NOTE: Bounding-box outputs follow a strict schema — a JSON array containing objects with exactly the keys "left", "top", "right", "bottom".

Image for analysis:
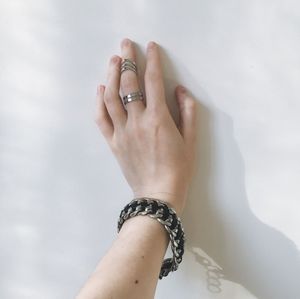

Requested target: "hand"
[{"left": 95, "top": 38, "right": 197, "bottom": 215}]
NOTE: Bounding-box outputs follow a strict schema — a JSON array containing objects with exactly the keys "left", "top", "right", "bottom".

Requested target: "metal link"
[{"left": 117, "top": 197, "right": 185, "bottom": 279}]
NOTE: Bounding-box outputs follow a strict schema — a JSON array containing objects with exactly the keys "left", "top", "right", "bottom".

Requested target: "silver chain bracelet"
[{"left": 117, "top": 197, "right": 185, "bottom": 279}]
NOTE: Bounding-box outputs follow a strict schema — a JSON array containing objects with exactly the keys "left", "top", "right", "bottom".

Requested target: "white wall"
[{"left": 0, "top": 0, "right": 299, "bottom": 298}]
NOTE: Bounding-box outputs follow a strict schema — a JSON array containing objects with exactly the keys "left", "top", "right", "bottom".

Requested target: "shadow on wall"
[{"left": 159, "top": 47, "right": 300, "bottom": 299}]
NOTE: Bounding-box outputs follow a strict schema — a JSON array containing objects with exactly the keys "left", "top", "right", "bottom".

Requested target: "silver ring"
[
  {"left": 122, "top": 91, "right": 144, "bottom": 105},
  {"left": 121, "top": 58, "right": 137, "bottom": 75}
]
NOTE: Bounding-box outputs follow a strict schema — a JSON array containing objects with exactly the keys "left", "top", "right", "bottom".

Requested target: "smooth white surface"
[{"left": 0, "top": 0, "right": 300, "bottom": 298}]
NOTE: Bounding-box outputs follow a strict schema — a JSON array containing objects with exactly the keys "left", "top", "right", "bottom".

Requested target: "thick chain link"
[{"left": 117, "top": 197, "right": 185, "bottom": 279}]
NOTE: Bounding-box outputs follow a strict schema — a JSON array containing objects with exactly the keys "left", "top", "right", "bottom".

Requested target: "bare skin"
[{"left": 76, "top": 38, "right": 197, "bottom": 299}]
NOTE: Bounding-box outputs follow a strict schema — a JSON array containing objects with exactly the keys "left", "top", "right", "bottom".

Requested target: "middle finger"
[{"left": 120, "top": 38, "right": 145, "bottom": 117}]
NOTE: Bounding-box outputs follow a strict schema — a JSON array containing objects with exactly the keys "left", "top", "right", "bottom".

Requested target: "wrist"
[{"left": 132, "top": 187, "right": 189, "bottom": 216}]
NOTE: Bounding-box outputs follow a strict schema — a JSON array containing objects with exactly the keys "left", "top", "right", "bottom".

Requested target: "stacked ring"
[
  {"left": 121, "top": 58, "right": 137, "bottom": 75},
  {"left": 122, "top": 91, "right": 144, "bottom": 105}
]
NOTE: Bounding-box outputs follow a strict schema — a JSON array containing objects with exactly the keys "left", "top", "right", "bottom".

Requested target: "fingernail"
[
  {"left": 111, "top": 55, "right": 120, "bottom": 64},
  {"left": 122, "top": 38, "right": 131, "bottom": 47},
  {"left": 147, "top": 41, "right": 156, "bottom": 50},
  {"left": 178, "top": 85, "right": 186, "bottom": 93},
  {"left": 97, "top": 85, "right": 104, "bottom": 94}
]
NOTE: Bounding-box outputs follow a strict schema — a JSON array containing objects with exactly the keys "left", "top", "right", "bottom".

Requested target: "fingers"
[
  {"left": 120, "top": 38, "right": 145, "bottom": 116},
  {"left": 104, "top": 55, "right": 127, "bottom": 128},
  {"left": 144, "top": 41, "right": 166, "bottom": 111},
  {"left": 95, "top": 85, "right": 114, "bottom": 139},
  {"left": 175, "top": 85, "right": 197, "bottom": 147}
]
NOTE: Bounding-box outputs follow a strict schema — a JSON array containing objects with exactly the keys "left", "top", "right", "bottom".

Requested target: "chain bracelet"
[{"left": 117, "top": 197, "right": 185, "bottom": 279}]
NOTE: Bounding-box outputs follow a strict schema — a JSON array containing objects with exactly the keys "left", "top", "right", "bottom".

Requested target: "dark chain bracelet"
[{"left": 117, "top": 197, "right": 185, "bottom": 279}]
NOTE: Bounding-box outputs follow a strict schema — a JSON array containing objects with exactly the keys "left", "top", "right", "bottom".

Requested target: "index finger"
[{"left": 144, "top": 42, "right": 166, "bottom": 110}]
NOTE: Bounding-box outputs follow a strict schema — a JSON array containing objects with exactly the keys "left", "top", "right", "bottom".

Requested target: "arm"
[{"left": 76, "top": 38, "right": 197, "bottom": 299}]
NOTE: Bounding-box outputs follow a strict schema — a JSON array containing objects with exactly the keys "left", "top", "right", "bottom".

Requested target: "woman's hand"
[
  {"left": 77, "top": 39, "right": 197, "bottom": 298},
  {"left": 95, "top": 38, "right": 197, "bottom": 214}
]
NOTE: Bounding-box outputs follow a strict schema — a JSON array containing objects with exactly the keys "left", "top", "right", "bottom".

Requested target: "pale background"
[{"left": 0, "top": 0, "right": 299, "bottom": 298}]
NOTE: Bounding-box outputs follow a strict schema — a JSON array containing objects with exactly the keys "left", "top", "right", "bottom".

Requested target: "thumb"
[{"left": 175, "top": 85, "right": 197, "bottom": 147}]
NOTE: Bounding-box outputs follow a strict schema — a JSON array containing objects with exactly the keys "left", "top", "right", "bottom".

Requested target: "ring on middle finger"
[
  {"left": 121, "top": 58, "right": 137, "bottom": 75},
  {"left": 122, "top": 91, "right": 144, "bottom": 105}
]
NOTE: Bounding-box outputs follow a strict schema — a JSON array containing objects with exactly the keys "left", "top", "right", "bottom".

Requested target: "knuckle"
[
  {"left": 121, "top": 74, "right": 137, "bottom": 90},
  {"left": 145, "top": 114, "right": 164, "bottom": 134},
  {"left": 147, "top": 112, "right": 160, "bottom": 126},
  {"left": 104, "top": 90, "right": 116, "bottom": 104},
  {"left": 127, "top": 119, "right": 145, "bottom": 138},
  {"left": 128, "top": 119, "right": 141, "bottom": 133}
]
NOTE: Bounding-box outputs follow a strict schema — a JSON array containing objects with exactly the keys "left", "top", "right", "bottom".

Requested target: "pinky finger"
[{"left": 95, "top": 85, "right": 114, "bottom": 140}]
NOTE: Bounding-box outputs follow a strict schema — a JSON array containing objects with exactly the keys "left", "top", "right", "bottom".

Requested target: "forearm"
[{"left": 76, "top": 216, "right": 169, "bottom": 299}]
